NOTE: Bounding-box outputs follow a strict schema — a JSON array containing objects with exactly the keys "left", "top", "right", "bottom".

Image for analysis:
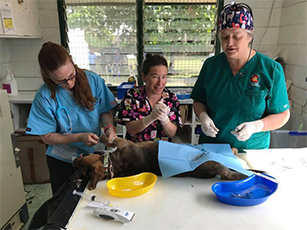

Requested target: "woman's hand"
[
  {"left": 152, "top": 100, "right": 169, "bottom": 120},
  {"left": 143, "top": 100, "right": 169, "bottom": 127},
  {"left": 199, "top": 111, "right": 219, "bottom": 138},
  {"left": 231, "top": 120, "right": 264, "bottom": 141},
  {"left": 81, "top": 133, "right": 100, "bottom": 146},
  {"left": 105, "top": 126, "right": 117, "bottom": 143}
]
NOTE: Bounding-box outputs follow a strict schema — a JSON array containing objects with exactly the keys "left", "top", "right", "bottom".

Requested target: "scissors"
[{"left": 56, "top": 94, "right": 72, "bottom": 135}]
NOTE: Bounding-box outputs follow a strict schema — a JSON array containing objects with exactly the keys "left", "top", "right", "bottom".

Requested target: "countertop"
[
  {"left": 8, "top": 91, "right": 193, "bottom": 104},
  {"left": 8, "top": 91, "right": 36, "bottom": 104},
  {"left": 66, "top": 147, "right": 307, "bottom": 230}
]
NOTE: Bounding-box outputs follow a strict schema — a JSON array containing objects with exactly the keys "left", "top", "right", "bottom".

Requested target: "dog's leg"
[
  {"left": 216, "top": 163, "right": 247, "bottom": 180},
  {"left": 185, "top": 161, "right": 247, "bottom": 180}
]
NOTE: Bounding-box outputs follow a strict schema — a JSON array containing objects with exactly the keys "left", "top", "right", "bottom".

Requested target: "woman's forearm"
[
  {"left": 193, "top": 101, "right": 207, "bottom": 118},
  {"left": 261, "top": 109, "right": 290, "bottom": 132},
  {"left": 126, "top": 118, "right": 177, "bottom": 138},
  {"left": 161, "top": 121, "right": 177, "bottom": 138},
  {"left": 126, "top": 119, "right": 147, "bottom": 135},
  {"left": 100, "top": 111, "right": 114, "bottom": 127},
  {"left": 41, "top": 132, "right": 83, "bottom": 145}
]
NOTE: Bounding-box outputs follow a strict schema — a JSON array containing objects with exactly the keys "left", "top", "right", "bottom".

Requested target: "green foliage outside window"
[{"left": 66, "top": 3, "right": 216, "bottom": 85}]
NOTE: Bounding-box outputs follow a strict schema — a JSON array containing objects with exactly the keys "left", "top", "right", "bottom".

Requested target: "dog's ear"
[
  {"left": 88, "top": 173, "right": 99, "bottom": 190},
  {"left": 74, "top": 154, "right": 105, "bottom": 190},
  {"left": 73, "top": 154, "right": 101, "bottom": 167},
  {"left": 88, "top": 161, "right": 105, "bottom": 190}
]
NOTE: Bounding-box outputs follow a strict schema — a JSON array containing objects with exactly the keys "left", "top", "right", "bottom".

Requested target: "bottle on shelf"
[
  {"left": 127, "top": 65, "right": 137, "bottom": 86},
  {"left": 2, "top": 64, "right": 18, "bottom": 96}
]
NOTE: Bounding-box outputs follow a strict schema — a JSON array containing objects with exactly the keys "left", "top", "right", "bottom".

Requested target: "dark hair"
[
  {"left": 38, "top": 42, "right": 96, "bottom": 110},
  {"left": 142, "top": 54, "right": 168, "bottom": 76}
]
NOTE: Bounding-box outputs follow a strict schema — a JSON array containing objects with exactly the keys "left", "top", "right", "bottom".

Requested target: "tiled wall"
[
  {"left": 0, "top": 0, "right": 60, "bottom": 91},
  {"left": 278, "top": 0, "right": 307, "bottom": 129}
]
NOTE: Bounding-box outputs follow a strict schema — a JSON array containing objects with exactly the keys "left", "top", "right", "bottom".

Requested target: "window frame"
[{"left": 60, "top": 0, "right": 222, "bottom": 88}]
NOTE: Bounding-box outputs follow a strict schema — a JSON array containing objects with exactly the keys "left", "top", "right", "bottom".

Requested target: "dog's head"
[
  {"left": 73, "top": 153, "right": 105, "bottom": 190},
  {"left": 73, "top": 135, "right": 137, "bottom": 190},
  {"left": 100, "top": 135, "right": 141, "bottom": 176}
]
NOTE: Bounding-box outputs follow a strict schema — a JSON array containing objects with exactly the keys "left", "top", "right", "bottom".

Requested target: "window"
[
  {"left": 144, "top": 2, "right": 216, "bottom": 86},
  {"left": 66, "top": 0, "right": 137, "bottom": 86},
  {"left": 65, "top": 0, "right": 216, "bottom": 87}
]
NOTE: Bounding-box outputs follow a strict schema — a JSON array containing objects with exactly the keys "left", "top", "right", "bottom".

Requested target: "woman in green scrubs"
[{"left": 191, "top": 3, "right": 290, "bottom": 152}]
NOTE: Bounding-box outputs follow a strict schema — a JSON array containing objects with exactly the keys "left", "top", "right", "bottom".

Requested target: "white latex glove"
[
  {"left": 199, "top": 111, "right": 219, "bottom": 138},
  {"left": 142, "top": 113, "right": 156, "bottom": 127},
  {"left": 160, "top": 113, "right": 170, "bottom": 125},
  {"left": 231, "top": 120, "right": 264, "bottom": 141},
  {"left": 156, "top": 100, "right": 170, "bottom": 125},
  {"left": 143, "top": 100, "right": 169, "bottom": 127},
  {"left": 153, "top": 100, "right": 169, "bottom": 120}
]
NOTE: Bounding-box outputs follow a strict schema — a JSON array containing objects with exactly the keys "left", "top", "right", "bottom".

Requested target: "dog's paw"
[
  {"left": 100, "top": 134, "right": 108, "bottom": 144},
  {"left": 100, "top": 134, "right": 117, "bottom": 148},
  {"left": 231, "top": 148, "right": 238, "bottom": 155}
]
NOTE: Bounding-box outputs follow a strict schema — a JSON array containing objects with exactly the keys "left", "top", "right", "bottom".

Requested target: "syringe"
[{"left": 73, "top": 190, "right": 112, "bottom": 206}]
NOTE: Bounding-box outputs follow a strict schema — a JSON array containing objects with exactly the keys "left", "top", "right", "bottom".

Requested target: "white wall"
[
  {"left": 277, "top": 0, "right": 307, "bottom": 130},
  {"left": 0, "top": 0, "right": 61, "bottom": 91}
]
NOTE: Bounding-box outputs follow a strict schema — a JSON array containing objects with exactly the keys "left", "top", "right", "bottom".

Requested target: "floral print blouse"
[{"left": 114, "top": 87, "right": 183, "bottom": 142}]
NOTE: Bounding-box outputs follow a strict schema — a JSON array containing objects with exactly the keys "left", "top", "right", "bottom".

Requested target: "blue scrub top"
[{"left": 26, "top": 70, "right": 118, "bottom": 163}]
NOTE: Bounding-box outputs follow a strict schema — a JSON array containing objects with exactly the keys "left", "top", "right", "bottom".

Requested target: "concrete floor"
[{"left": 21, "top": 183, "right": 52, "bottom": 230}]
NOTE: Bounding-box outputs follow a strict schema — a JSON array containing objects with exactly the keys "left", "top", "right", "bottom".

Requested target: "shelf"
[
  {"left": 15, "top": 128, "right": 26, "bottom": 134},
  {"left": 8, "top": 91, "right": 36, "bottom": 104},
  {"left": 174, "top": 126, "right": 191, "bottom": 144},
  {"left": 0, "top": 35, "right": 42, "bottom": 39},
  {"left": 183, "top": 117, "right": 192, "bottom": 126}
]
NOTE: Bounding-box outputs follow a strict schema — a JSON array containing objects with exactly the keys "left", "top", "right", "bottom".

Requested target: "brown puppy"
[
  {"left": 74, "top": 135, "right": 246, "bottom": 190},
  {"left": 73, "top": 153, "right": 105, "bottom": 190}
]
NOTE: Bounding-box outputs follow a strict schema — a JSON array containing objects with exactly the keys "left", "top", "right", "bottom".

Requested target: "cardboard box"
[
  {"left": 179, "top": 105, "right": 189, "bottom": 124},
  {"left": 16, "top": 135, "right": 50, "bottom": 184}
]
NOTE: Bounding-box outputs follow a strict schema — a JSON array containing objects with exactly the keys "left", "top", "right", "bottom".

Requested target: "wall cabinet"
[
  {"left": 9, "top": 92, "right": 49, "bottom": 184},
  {"left": 0, "top": 90, "right": 28, "bottom": 229}
]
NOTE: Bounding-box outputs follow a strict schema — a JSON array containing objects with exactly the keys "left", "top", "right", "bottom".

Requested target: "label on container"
[{"left": 2, "top": 84, "right": 12, "bottom": 93}]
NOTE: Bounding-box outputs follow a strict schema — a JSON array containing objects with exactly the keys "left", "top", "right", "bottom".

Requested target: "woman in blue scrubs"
[
  {"left": 26, "top": 42, "right": 118, "bottom": 193},
  {"left": 191, "top": 3, "right": 290, "bottom": 152}
]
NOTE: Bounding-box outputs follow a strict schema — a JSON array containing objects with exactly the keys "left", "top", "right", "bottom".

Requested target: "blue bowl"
[
  {"left": 212, "top": 174, "right": 278, "bottom": 206},
  {"left": 176, "top": 94, "right": 190, "bottom": 100}
]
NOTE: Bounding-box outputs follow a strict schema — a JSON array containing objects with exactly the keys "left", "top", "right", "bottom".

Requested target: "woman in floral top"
[{"left": 115, "top": 54, "right": 182, "bottom": 142}]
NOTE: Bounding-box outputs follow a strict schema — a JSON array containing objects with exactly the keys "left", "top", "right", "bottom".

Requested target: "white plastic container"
[{"left": 2, "top": 64, "right": 18, "bottom": 96}]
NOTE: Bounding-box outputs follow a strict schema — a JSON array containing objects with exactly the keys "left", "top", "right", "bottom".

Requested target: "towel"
[{"left": 158, "top": 141, "right": 253, "bottom": 178}]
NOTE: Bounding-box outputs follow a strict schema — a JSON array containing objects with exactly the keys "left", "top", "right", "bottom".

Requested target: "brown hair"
[
  {"left": 38, "top": 42, "right": 96, "bottom": 110},
  {"left": 142, "top": 53, "right": 168, "bottom": 76}
]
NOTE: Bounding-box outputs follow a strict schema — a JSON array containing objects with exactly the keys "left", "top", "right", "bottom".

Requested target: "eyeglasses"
[{"left": 49, "top": 64, "right": 78, "bottom": 87}]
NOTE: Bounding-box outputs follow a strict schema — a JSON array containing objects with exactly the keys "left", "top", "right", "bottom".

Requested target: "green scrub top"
[{"left": 191, "top": 51, "right": 289, "bottom": 152}]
